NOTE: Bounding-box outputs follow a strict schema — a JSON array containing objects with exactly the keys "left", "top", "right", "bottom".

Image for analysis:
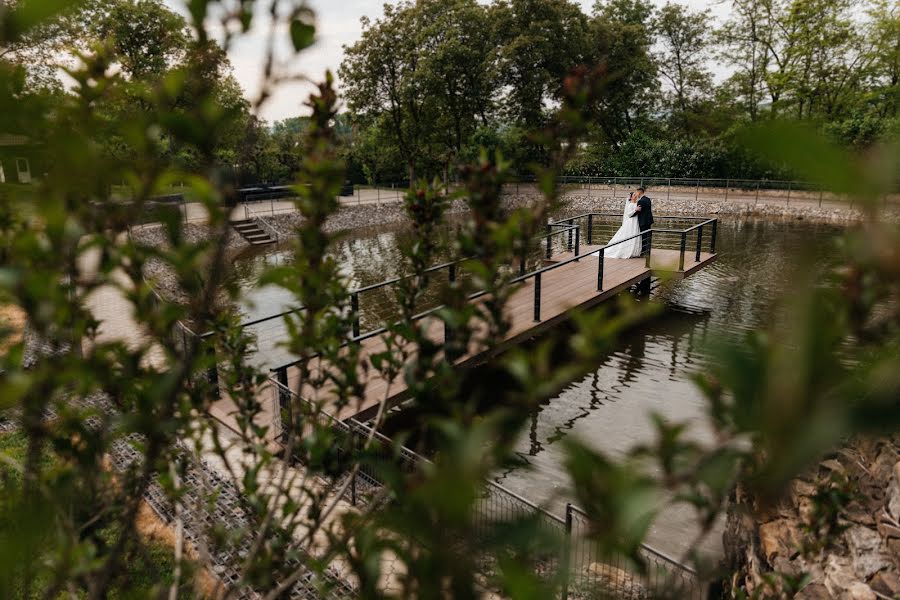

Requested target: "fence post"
[
  {"left": 645, "top": 231, "right": 653, "bottom": 268},
  {"left": 546, "top": 231, "right": 552, "bottom": 259},
  {"left": 710, "top": 219, "right": 718, "bottom": 253},
  {"left": 574, "top": 227, "right": 580, "bottom": 260},
  {"left": 533, "top": 273, "right": 542, "bottom": 322},
  {"left": 350, "top": 292, "right": 360, "bottom": 339},
  {"left": 561, "top": 503, "right": 573, "bottom": 600},
  {"left": 679, "top": 231, "right": 686, "bottom": 271},
  {"left": 587, "top": 214, "right": 593, "bottom": 245},
  {"left": 567, "top": 221, "right": 573, "bottom": 252},
  {"left": 449, "top": 263, "right": 457, "bottom": 283},
  {"left": 597, "top": 247, "right": 605, "bottom": 291},
  {"left": 695, "top": 225, "right": 703, "bottom": 262}
]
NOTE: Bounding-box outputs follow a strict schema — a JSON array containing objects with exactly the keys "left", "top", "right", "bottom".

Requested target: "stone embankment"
[
  {"left": 725, "top": 437, "right": 900, "bottom": 599},
  {"left": 559, "top": 194, "right": 898, "bottom": 224}
]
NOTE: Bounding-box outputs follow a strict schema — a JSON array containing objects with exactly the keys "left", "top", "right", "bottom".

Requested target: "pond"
[{"left": 230, "top": 216, "right": 844, "bottom": 560}]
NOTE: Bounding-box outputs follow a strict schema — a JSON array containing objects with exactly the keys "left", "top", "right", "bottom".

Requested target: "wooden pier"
[{"left": 208, "top": 214, "right": 718, "bottom": 440}]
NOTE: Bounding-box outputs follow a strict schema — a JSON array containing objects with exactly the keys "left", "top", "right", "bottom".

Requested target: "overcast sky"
[{"left": 166, "top": 0, "right": 727, "bottom": 122}]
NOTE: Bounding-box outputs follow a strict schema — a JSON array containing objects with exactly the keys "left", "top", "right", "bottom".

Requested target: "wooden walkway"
[{"left": 209, "top": 245, "right": 716, "bottom": 438}]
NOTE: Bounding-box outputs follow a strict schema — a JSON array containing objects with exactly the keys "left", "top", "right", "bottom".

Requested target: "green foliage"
[{"left": 0, "top": 2, "right": 898, "bottom": 600}]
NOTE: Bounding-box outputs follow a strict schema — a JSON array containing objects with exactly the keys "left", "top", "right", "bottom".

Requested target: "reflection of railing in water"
[{"left": 270, "top": 378, "right": 704, "bottom": 600}]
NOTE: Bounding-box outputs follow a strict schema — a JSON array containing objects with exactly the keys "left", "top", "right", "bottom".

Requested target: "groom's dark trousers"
[{"left": 630, "top": 195, "right": 655, "bottom": 255}]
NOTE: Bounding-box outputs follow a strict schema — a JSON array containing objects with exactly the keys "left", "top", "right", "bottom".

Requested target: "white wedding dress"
[{"left": 604, "top": 200, "right": 642, "bottom": 259}]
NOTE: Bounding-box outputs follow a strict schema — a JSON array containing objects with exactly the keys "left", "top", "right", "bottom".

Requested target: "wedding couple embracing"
[{"left": 604, "top": 187, "right": 654, "bottom": 259}]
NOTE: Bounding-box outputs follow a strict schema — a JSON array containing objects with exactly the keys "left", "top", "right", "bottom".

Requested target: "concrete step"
[{"left": 230, "top": 219, "right": 276, "bottom": 245}]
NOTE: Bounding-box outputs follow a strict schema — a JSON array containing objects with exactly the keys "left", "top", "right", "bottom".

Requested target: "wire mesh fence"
[{"left": 270, "top": 380, "right": 705, "bottom": 600}]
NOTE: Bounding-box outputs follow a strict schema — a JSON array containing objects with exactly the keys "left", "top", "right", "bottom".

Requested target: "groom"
[{"left": 630, "top": 187, "right": 654, "bottom": 255}]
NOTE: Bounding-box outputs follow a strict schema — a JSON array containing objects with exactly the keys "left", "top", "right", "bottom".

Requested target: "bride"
[{"left": 604, "top": 192, "right": 642, "bottom": 259}]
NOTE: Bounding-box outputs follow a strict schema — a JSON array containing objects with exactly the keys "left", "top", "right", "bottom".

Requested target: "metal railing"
[
  {"left": 270, "top": 378, "right": 705, "bottom": 599},
  {"left": 253, "top": 216, "right": 281, "bottom": 244}
]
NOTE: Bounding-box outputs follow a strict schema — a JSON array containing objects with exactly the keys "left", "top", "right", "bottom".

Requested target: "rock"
[
  {"left": 845, "top": 582, "right": 877, "bottom": 600},
  {"left": 872, "top": 449, "right": 900, "bottom": 482},
  {"left": 846, "top": 526, "right": 893, "bottom": 579},
  {"left": 796, "top": 582, "right": 833, "bottom": 599},
  {"left": 876, "top": 520, "right": 900, "bottom": 540},
  {"left": 825, "top": 556, "right": 862, "bottom": 597},
  {"left": 889, "top": 462, "right": 900, "bottom": 521},
  {"left": 869, "top": 571, "right": 900, "bottom": 598},
  {"left": 821, "top": 459, "right": 847, "bottom": 478},
  {"left": 760, "top": 519, "right": 802, "bottom": 561}
]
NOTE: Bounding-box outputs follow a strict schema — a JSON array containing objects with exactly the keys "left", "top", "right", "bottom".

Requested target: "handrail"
[
  {"left": 232, "top": 224, "right": 581, "bottom": 332},
  {"left": 267, "top": 215, "right": 718, "bottom": 372},
  {"left": 254, "top": 216, "right": 280, "bottom": 244}
]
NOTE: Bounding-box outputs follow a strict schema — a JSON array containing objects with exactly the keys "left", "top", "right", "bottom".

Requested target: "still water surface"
[{"left": 231, "top": 218, "right": 843, "bottom": 559}]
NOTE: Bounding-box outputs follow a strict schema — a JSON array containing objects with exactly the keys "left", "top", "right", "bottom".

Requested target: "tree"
[
  {"left": 341, "top": 0, "right": 497, "bottom": 183},
  {"left": 866, "top": 0, "right": 900, "bottom": 119},
  {"left": 717, "top": 0, "right": 772, "bottom": 122},
  {"left": 588, "top": 0, "right": 659, "bottom": 145},
  {"left": 97, "top": 0, "right": 188, "bottom": 80},
  {"left": 493, "top": 0, "right": 591, "bottom": 131},
  {"left": 654, "top": 2, "right": 714, "bottom": 131}
]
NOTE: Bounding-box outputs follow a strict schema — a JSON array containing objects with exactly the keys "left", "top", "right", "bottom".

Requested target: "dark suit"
[{"left": 630, "top": 195, "right": 654, "bottom": 255}]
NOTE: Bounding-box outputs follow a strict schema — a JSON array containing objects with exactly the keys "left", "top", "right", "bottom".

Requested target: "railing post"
[
  {"left": 574, "top": 227, "right": 580, "bottom": 260},
  {"left": 350, "top": 292, "right": 360, "bottom": 338},
  {"left": 567, "top": 220, "right": 573, "bottom": 252},
  {"left": 350, "top": 434, "right": 358, "bottom": 506},
  {"left": 667, "top": 178, "right": 671, "bottom": 201},
  {"left": 597, "top": 248, "right": 605, "bottom": 291},
  {"left": 206, "top": 342, "right": 220, "bottom": 399},
  {"left": 519, "top": 254, "right": 526, "bottom": 276},
  {"left": 679, "top": 231, "right": 686, "bottom": 271},
  {"left": 546, "top": 231, "right": 552, "bottom": 259},
  {"left": 587, "top": 214, "right": 593, "bottom": 245},
  {"left": 645, "top": 231, "right": 653, "bottom": 268},
  {"left": 561, "top": 503, "right": 573, "bottom": 600},
  {"left": 276, "top": 366, "right": 290, "bottom": 440},
  {"left": 695, "top": 225, "right": 703, "bottom": 262},
  {"left": 695, "top": 179, "right": 700, "bottom": 202},
  {"left": 533, "top": 273, "right": 542, "bottom": 322},
  {"left": 449, "top": 263, "right": 457, "bottom": 284},
  {"left": 710, "top": 219, "right": 718, "bottom": 253}
]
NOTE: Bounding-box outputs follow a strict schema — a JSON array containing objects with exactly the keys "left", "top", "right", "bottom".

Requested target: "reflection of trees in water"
[{"left": 526, "top": 306, "right": 710, "bottom": 460}]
